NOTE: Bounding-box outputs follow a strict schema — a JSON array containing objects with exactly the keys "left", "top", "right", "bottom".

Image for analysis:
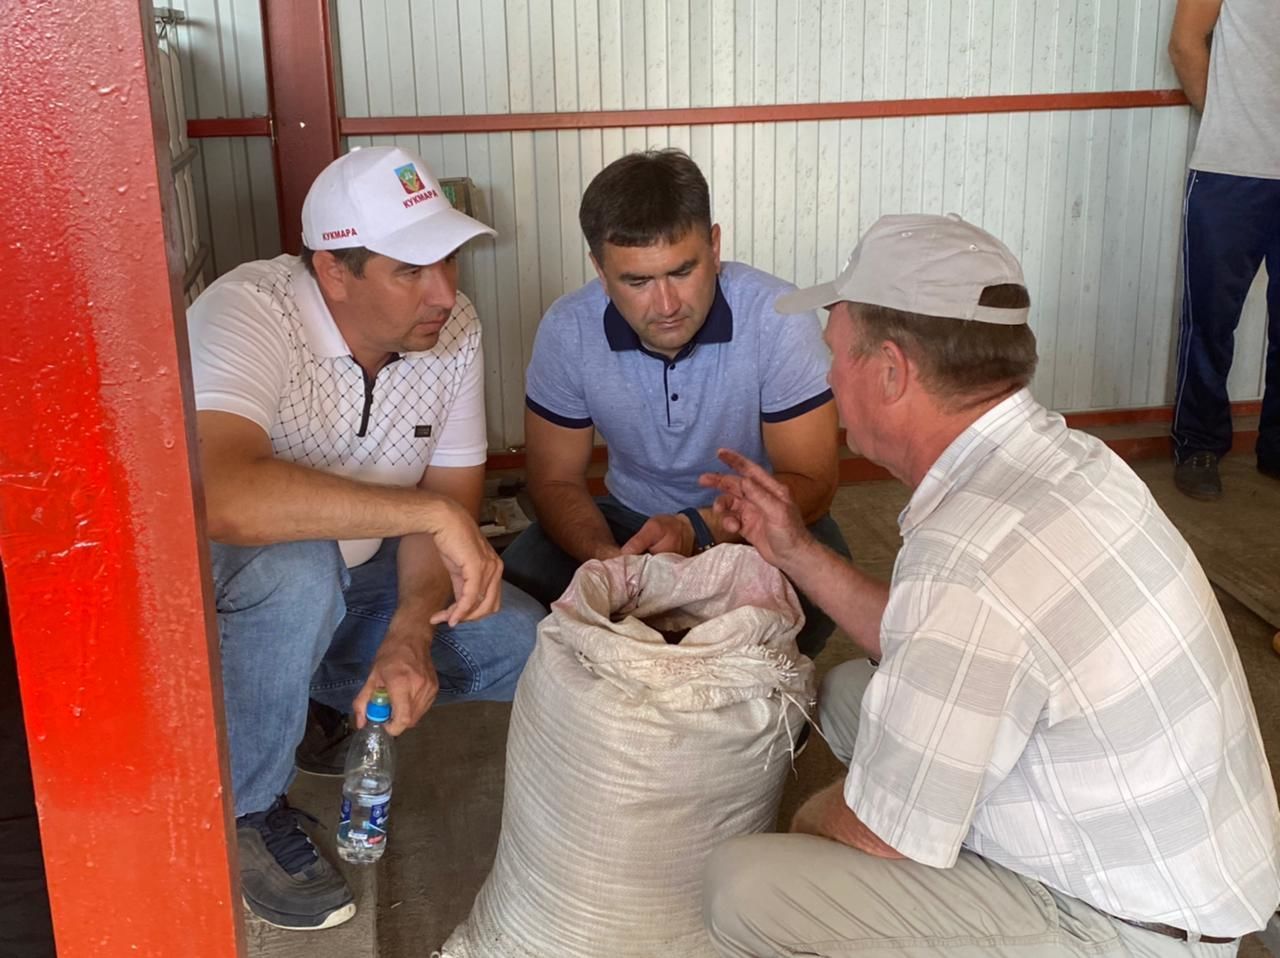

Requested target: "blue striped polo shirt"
[{"left": 525, "top": 261, "right": 833, "bottom": 516}]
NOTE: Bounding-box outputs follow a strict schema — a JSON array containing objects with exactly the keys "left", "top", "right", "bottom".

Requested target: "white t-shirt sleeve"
[
  {"left": 186, "top": 281, "right": 290, "bottom": 434},
  {"left": 428, "top": 310, "right": 488, "bottom": 469}
]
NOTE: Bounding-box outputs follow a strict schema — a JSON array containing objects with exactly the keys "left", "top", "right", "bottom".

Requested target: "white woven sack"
[{"left": 442, "top": 544, "right": 816, "bottom": 958}]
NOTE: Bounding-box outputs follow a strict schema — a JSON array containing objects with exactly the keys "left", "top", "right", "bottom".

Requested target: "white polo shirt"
[{"left": 187, "top": 254, "right": 487, "bottom": 567}]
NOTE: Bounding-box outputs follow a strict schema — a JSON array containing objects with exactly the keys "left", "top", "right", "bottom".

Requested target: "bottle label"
[
  {"left": 339, "top": 794, "right": 390, "bottom": 847},
  {"left": 369, "top": 798, "right": 389, "bottom": 832}
]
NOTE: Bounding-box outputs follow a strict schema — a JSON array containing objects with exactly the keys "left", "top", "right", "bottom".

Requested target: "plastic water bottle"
[{"left": 336, "top": 688, "right": 395, "bottom": 863}]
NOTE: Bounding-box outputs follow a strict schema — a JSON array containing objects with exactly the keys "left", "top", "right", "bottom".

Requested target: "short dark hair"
[
  {"left": 849, "top": 284, "right": 1038, "bottom": 409},
  {"left": 300, "top": 244, "right": 374, "bottom": 279},
  {"left": 579, "top": 149, "right": 712, "bottom": 262}
]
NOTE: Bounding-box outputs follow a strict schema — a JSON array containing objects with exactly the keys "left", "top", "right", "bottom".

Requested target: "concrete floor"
[{"left": 258, "top": 455, "right": 1280, "bottom": 958}]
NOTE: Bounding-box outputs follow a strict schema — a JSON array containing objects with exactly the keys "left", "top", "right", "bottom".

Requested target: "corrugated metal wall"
[
  {"left": 165, "top": 0, "right": 282, "bottom": 278},
  {"left": 178, "top": 0, "right": 1271, "bottom": 450}
]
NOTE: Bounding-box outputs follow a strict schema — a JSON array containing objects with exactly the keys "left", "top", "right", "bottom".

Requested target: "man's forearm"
[
  {"left": 528, "top": 479, "right": 619, "bottom": 563},
  {"left": 779, "top": 540, "right": 887, "bottom": 659},
  {"left": 390, "top": 531, "right": 454, "bottom": 637},
  {"left": 1170, "top": 39, "right": 1211, "bottom": 112},
  {"left": 204, "top": 457, "right": 457, "bottom": 545},
  {"left": 792, "top": 782, "right": 904, "bottom": 859}
]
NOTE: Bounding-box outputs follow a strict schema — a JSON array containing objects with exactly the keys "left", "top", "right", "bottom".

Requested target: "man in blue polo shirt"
[{"left": 501, "top": 149, "right": 848, "bottom": 657}]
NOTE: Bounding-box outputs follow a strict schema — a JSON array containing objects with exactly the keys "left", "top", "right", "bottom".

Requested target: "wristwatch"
[{"left": 678, "top": 507, "right": 716, "bottom": 554}]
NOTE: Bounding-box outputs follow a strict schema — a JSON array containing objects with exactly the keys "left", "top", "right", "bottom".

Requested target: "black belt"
[{"left": 1114, "top": 916, "right": 1236, "bottom": 945}]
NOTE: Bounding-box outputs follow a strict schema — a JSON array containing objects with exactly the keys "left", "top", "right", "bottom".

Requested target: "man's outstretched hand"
[
  {"left": 699, "top": 448, "right": 815, "bottom": 571},
  {"left": 619, "top": 513, "right": 696, "bottom": 557}
]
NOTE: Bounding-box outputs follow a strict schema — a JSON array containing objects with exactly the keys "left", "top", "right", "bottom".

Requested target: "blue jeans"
[
  {"left": 1172, "top": 170, "right": 1280, "bottom": 466},
  {"left": 500, "top": 496, "right": 851, "bottom": 658},
  {"left": 211, "top": 537, "right": 543, "bottom": 817}
]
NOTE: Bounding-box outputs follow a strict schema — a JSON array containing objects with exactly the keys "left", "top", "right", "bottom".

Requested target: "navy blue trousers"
[{"left": 1172, "top": 170, "right": 1280, "bottom": 467}]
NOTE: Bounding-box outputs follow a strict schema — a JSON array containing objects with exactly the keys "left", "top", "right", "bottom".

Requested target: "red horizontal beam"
[
  {"left": 187, "top": 117, "right": 272, "bottom": 138},
  {"left": 1065, "top": 399, "right": 1261, "bottom": 428},
  {"left": 485, "top": 399, "right": 1258, "bottom": 478},
  {"left": 512, "top": 432, "right": 1260, "bottom": 492},
  {"left": 1106, "top": 428, "right": 1258, "bottom": 464},
  {"left": 341, "top": 89, "right": 1188, "bottom": 137}
]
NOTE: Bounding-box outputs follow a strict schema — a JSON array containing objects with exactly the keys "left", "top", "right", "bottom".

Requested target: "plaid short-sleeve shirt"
[{"left": 846, "top": 389, "right": 1280, "bottom": 938}]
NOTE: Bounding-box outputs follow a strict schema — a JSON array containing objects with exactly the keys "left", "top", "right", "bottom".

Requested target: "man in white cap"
[
  {"left": 701, "top": 214, "right": 1280, "bottom": 954},
  {"left": 187, "top": 146, "right": 542, "bottom": 930}
]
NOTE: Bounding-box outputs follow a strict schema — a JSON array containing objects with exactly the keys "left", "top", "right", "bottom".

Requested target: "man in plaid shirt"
[{"left": 701, "top": 214, "right": 1280, "bottom": 955}]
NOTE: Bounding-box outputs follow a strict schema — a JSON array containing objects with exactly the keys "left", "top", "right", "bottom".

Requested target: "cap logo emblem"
[
  {"left": 395, "top": 163, "right": 426, "bottom": 195},
  {"left": 322, "top": 227, "right": 359, "bottom": 241}
]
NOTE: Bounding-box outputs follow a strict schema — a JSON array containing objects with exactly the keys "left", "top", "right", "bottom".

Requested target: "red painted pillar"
[
  {"left": 0, "top": 3, "right": 244, "bottom": 956},
  {"left": 262, "top": 0, "right": 341, "bottom": 253}
]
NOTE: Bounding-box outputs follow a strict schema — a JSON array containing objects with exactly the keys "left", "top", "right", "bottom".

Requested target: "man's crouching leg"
[
  {"left": 211, "top": 538, "right": 356, "bottom": 931},
  {"left": 704, "top": 833, "right": 1094, "bottom": 957},
  {"left": 498, "top": 522, "right": 584, "bottom": 610}
]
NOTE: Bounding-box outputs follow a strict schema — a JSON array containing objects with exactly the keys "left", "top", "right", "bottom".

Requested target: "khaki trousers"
[{"left": 702, "top": 660, "right": 1240, "bottom": 958}]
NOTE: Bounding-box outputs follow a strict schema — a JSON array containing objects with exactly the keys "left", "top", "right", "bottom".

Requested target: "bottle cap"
[{"left": 366, "top": 688, "right": 392, "bottom": 724}]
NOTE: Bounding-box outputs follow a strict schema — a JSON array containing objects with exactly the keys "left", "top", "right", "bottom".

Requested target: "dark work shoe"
[
  {"left": 1174, "top": 452, "right": 1223, "bottom": 501},
  {"left": 237, "top": 796, "right": 355, "bottom": 931},
  {"left": 295, "top": 700, "right": 352, "bottom": 777},
  {"left": 1258, "top": 457, "right": 1280, "bottom": 481}
]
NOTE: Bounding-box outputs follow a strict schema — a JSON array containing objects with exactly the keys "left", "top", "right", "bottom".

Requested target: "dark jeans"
[
  {"left": 1172, "top": 170, "right": 1280, "bottom": 466},
  {"left": 501, "top": 495, "right": 851, "bottom": 658},
  {"left": 0, "top": 567, "right": 58, "bottom": 957}
]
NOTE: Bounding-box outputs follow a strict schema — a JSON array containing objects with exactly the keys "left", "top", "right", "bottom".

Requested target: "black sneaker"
[
  {"left": 236, "top": 796, "right": 355, "bottom": 930},
  {"left": 1174, "top": 452, "right": 1222, "bottom": 501},
  {"left": 295, "top": 699, "right": 353, "bottom": 777},
  {"left": 1258, "top": 456, "right": 1280, "bottom": 481}
]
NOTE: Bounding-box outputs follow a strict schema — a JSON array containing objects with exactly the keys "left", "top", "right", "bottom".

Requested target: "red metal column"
[
  {"left": 262, "top": 0, "right": 341, "bottom": 254},
  {"left": 0, "top": 2, "right": 244, "bottom": 956}
]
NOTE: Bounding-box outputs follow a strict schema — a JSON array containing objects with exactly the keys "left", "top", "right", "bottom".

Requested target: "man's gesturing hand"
[
  {"left": 422, "top": 497, "right": 503, "bottom": 627},
  {"left": 699, "top": 448, "right": 815, "bottom": 571}
]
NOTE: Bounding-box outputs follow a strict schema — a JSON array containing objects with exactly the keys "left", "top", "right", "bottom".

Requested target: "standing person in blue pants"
[
  {"left": 1168, "top": 0, "right": 1280, "bottom": 500},
  {"left": 499, "top": 149, "right": 849, "bottom": 659},
  {"left": 187, "top": 146, "right": 542, "bottom": 931}
]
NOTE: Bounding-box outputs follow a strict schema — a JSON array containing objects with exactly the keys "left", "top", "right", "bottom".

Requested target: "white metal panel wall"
[
  {"left": 337, "top": 0, "right": 1269, "bottom": 450},
  {"left": 161, "top": 0, "right": 1268, "bottom": 450},
  {"left": 166, "top": 0, "right": 281, "bottom": 280},
  {"left": 337, "top": 0, "right": 1192, "bottom": 111}
]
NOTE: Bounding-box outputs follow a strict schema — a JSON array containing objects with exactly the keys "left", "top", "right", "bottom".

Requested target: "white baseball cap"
[
  {"left": 777, "top": 213, "right": 1029, "bottom": 326},
  {"left": 301, "top": 146, "right": 495, "bottom": 265}
]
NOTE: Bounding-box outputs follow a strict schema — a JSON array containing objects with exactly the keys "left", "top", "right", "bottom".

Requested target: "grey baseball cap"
[{"left": 777, "top": 213, "right": 1029, "bottom": 326}]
